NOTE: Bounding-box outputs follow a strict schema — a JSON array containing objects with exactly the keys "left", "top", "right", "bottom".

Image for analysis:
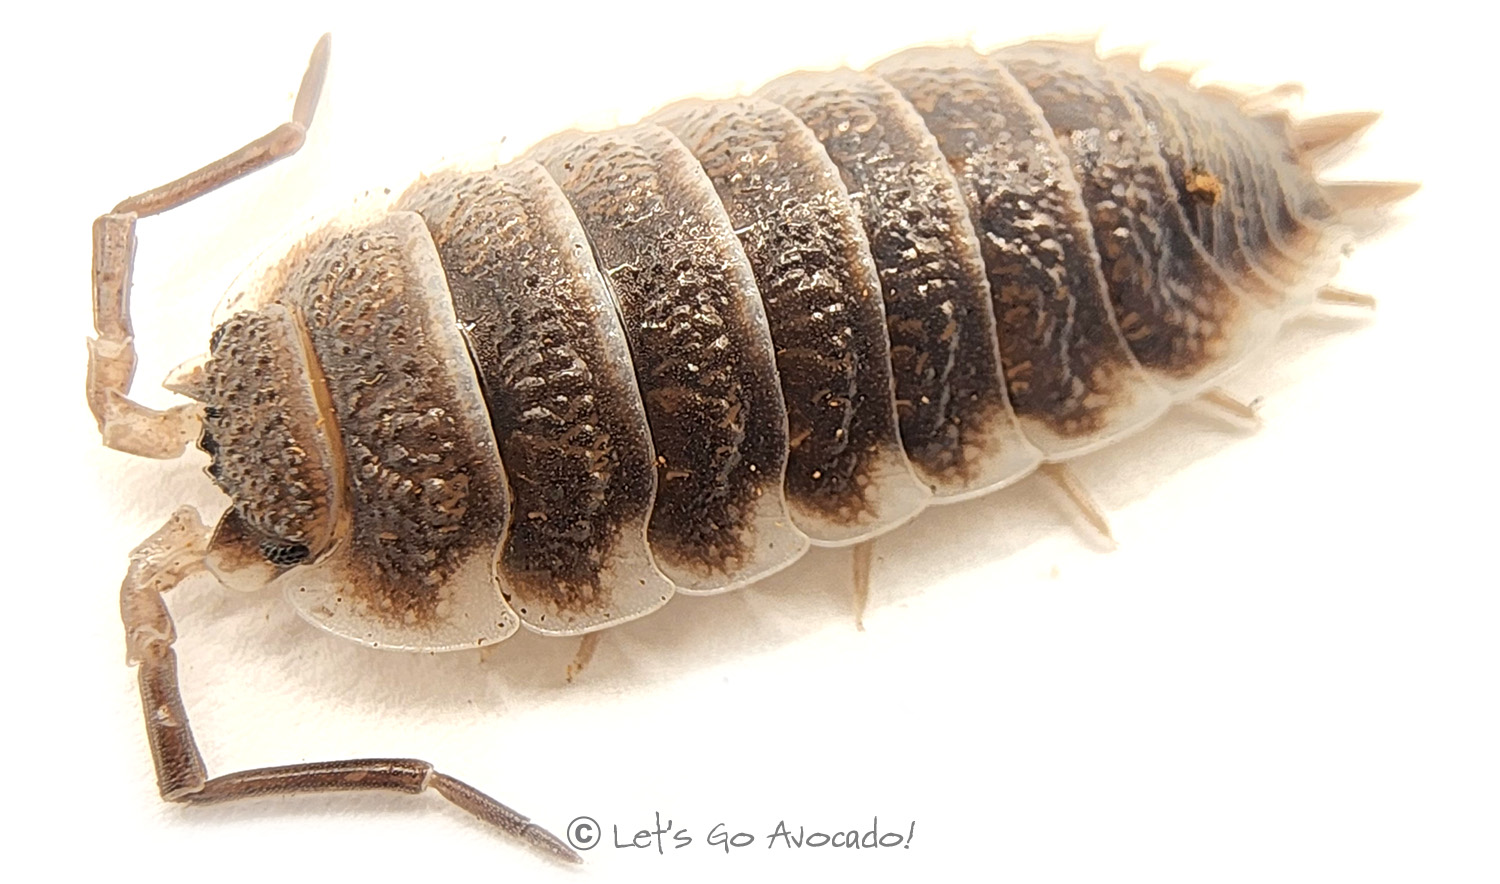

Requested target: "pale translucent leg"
[
  {"left": 1039, "top": 462, "right": 1116, "bottom": 546},
  {"left": 1190, "top": 287, "right": 1375, "bottom": 429},
  {"left": 88, "top": 35, "right": 331, "bottom": 458},
  {"left": 1197, "top": 387, "right": 1264, "bottom": 427},
  {"left": 121, "top": 507, "right": 580, "bottom": 863},
  {"left": 1316, "top": 285, "right": 1379, "bottom": 310},
  {"left": 851, "top": 541, "right": 874, "bottom": 632}
]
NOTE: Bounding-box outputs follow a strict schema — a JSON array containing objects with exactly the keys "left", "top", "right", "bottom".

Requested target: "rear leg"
[
  {"left": 1195, "top": 281, "right": 1380, "bottom": 426},
  {"left": 1195, "top": 387, "right": 1264, "bottom": 428},
  {"left": 1039, "top": 463, "right": 1117, "bottom": 547},
  {"left": 1316, "top": 285, "right": 1379, "bottom": 310},
  {"left": 848, "top": 466, "right": 1111, "bottom": 632},
  {"left": 565, "top": 632, "right": 602, "bottom": 683},
  {"left": 851, "top": 540, "right": 874, "bottom": 631},
  {"left": 88, "top": 35, "right": 330, "bottom": 458},
  {"left": 122, "top": 508, "right": 580, "bottom": 862}
]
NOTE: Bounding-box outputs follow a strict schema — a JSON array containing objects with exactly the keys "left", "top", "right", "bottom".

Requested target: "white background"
[{"left": 5, "top": 1, "right": 1495, "bottom": 881}]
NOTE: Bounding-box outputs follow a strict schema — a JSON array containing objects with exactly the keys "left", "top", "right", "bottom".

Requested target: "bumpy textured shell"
[{"left": 191, "top": 42, "right": 1353, "bottom": 650}]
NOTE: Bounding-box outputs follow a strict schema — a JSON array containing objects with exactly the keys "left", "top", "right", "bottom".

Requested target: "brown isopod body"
[{"left": 90, "top": 34, "right": 1411, "bottom": 861}]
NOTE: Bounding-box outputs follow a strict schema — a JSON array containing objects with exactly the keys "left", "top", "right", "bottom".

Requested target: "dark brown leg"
[
  {"left": 89, "top": 35, "right": 331, "bottom": 458},
  {"left": 122, "top": 509, "right": 580, "bottom": 863},
  {"left": 110, "top": 33, "right": 329, "bottom": 219}
]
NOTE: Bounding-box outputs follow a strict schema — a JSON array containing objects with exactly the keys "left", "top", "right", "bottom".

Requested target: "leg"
[
  {"left": 121, "top": 508, "right": 580, "bottom": 863},
  {"left": 851, "top": 541, "right": 873, "bottom": 632},
  {"left": 1189, "top": 285, "right": 1372, "bottom": 430},
  {"left": 1196, "top": 387, "right": 1264, "bottom": 427},
  {"left": 1038, "top": 462, "right": 1116, "bottom": 546},
  {"left": 89, "top": 35, "right": 331, "bottom": 458},
  {"left": 564, "top": 632, "right": 602, "bottom": 683},
  {"left": 1316, "top": 285, "right": 1378, "bottom": 310}
]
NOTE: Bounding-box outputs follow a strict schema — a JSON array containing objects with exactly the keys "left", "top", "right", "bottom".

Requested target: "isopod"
[{"left": 87, "top": 30, "right": 1415, "bottom": 866}]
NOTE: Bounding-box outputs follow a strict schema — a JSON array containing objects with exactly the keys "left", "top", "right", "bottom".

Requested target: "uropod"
[{"left": 91, "top": 34, "right": 1413, "bottom": 862}]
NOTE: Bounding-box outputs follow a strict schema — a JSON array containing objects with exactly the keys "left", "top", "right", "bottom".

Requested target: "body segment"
[
  {"left": 91, "top": 33, "right": 1407, "bottom": 862},
  {"left": 531, "top": 124, "right": 806, "bottom": 592},
  {"left": 653, "top": 97, "right": 929, "bottom": 542},
  {"left": 397, "top": 161, "right": 675, "bottom": 633},
  {"left": 153, "top": 41, "right": 1369, "bottom": 650},
  {"left": 871, "top": 47, "right": 1171, "bottom": 455},
  {"left": 758, "top": 68, "right": 1040, "bottom": 499}
]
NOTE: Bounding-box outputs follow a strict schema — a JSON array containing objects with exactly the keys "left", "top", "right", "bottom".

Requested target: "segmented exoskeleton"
[{"left": 91, "top": 36, "right": 1410, "bottom": 861}]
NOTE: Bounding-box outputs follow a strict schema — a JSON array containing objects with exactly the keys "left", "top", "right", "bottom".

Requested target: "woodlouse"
[{"left": 76, "top": 22, "right": 1434, "bottom": 876}]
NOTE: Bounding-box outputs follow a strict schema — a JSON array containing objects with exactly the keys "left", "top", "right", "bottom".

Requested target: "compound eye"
[{"left": 260, "top": 541, "right": 311, "bottom": 568}]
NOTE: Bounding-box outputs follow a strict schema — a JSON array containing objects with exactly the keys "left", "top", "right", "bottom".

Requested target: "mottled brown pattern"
[
  {"left": 1215, "top": 99, "right": 1336, "bottom": 262},
  {"left": 873, "top": 48, "right": 1140, "bottom": 439},
  {"left": 198, "top": 306, "right": 336, "bottom": 558},
  {"left": 1194, "top": 107, "right": 1306, "bottom": 285},
  {"left": 759, "top": 69, "right": 1018, "bottom": 491},
  {"left": 1105, "top": 60, "right": 1283, "bottom": 302},
  {"left": 1122, "top": 67, "right": 1309, "bottom": 294},
  {"left": 398, "top": 162, "right": 660, "bottom": 622},
  {"left": 653, "top": 98, "right": 915, "bottom": 530},
  {"left": 995, "top": 43, "right": 1244, "bottom": 378},
  {"left": 287, "top": 215, "right": 509, "bottom": 624},
  {"left": 531, "top": 125, "right": 790, "bottom": 579},
  {"left": 192, "top": 40, "right": 1354, "bottom": 626}
]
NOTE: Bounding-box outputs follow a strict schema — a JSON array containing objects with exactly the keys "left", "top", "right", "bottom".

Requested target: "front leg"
[
  {"left": 88, "top": 35, "right": 331, "bottom": 458},
  {"left": 120, "top": 508, "right": 580, "bottom": 863},
  {"left": 88, "top": 214, "right": 204, "bottom": 459}
]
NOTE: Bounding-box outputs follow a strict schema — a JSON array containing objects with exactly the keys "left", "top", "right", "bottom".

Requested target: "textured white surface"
[{"left": 9, "top": 1, "right": 1495, "bottom": 882}]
